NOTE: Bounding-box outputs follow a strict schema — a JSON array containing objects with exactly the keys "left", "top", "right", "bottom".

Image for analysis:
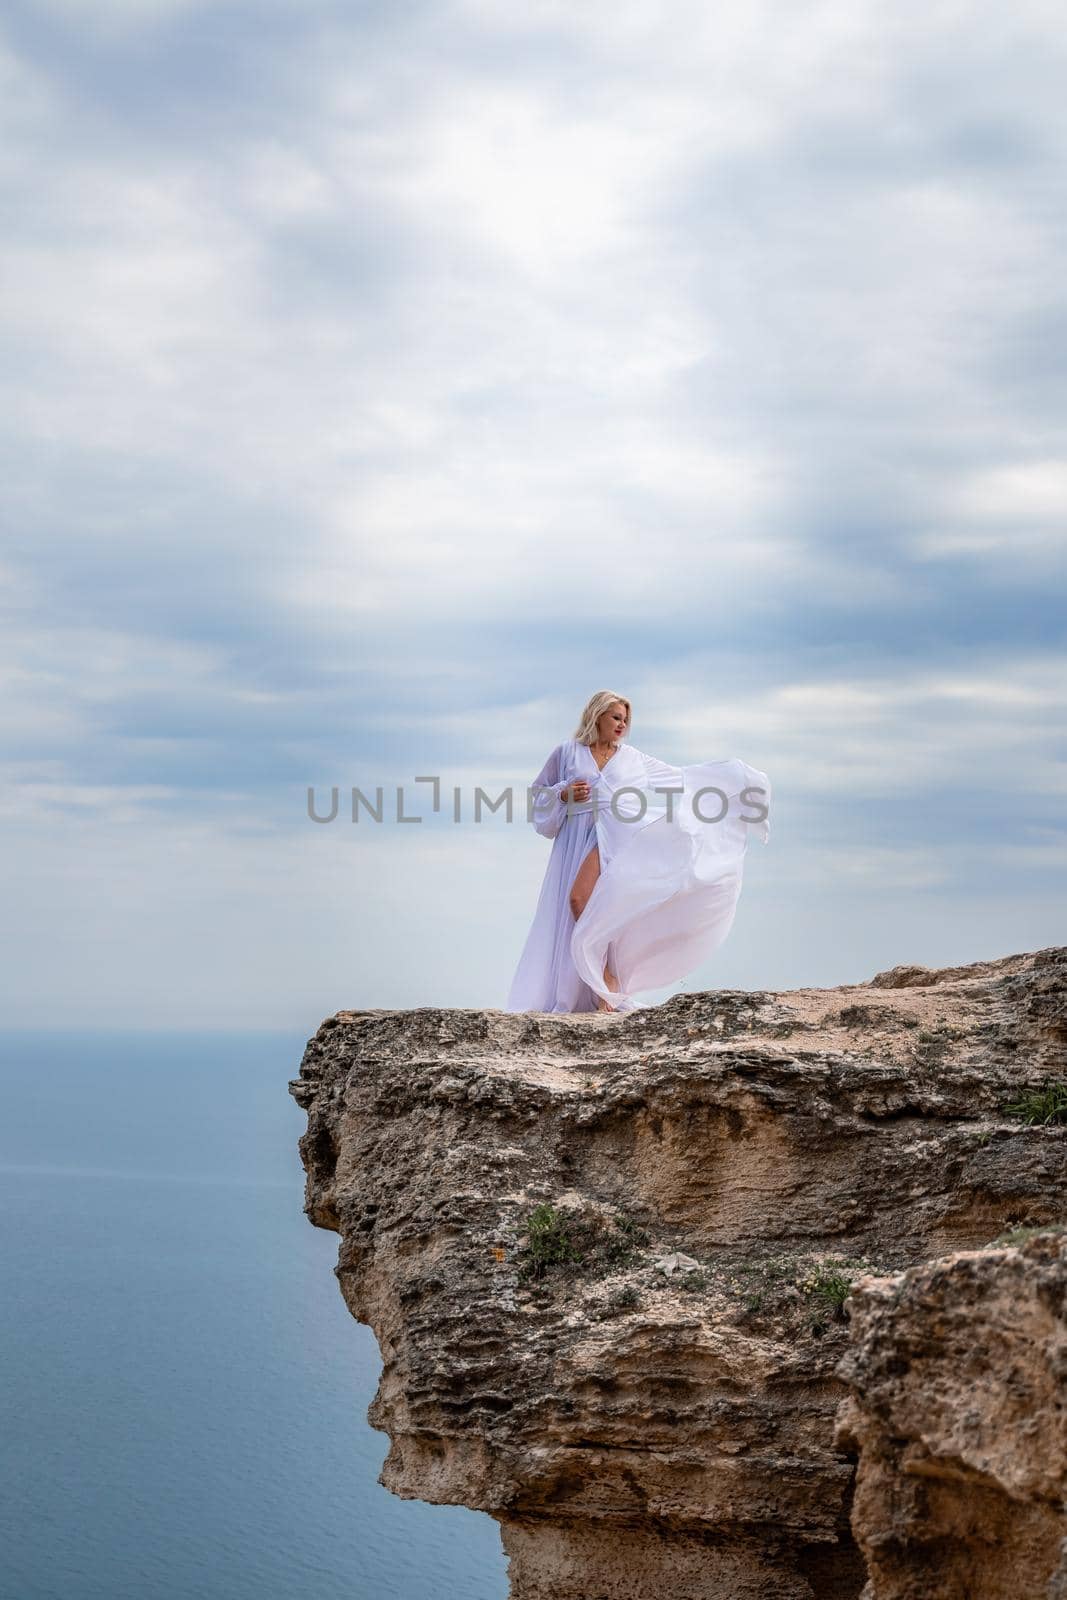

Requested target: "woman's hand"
[{"left": 562, "top": 779, "right": 592, "bottom": 804}]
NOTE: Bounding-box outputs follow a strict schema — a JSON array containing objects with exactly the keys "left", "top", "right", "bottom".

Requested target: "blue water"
[{"left": 0, "top": 1031, "right": 508, "bottom": 1600}]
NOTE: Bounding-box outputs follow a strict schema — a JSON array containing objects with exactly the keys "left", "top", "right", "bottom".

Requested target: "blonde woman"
[{"left": 505, "top": 691, "right": 771, "bottom": 1014}]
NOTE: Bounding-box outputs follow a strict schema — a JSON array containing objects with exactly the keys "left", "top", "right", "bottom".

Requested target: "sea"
[{"left": 0, "top": 1030, "right": 509, "bottom": 1600}]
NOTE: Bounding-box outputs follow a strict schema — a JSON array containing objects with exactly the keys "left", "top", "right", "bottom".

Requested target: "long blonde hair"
[{"left": 573, "top": 691, "right": 631, "bottom": 746}]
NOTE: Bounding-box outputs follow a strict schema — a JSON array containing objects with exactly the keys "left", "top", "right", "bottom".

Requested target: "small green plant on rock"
[
  {"left": 602, "top": 1213, "right": 651, "bottom": 1267},
  {"left": 732, "top": 1255, "right": 796, "bottom": 1315},
  {"left": 1003, "top": 1080, "right": 1067, "bottom": 1127},
  {"left": 989, "top": 1221, "right": 1067, "bottom": 1248},
  {"left": 516, "top": 1206, "right": 652, "bottom": 1285},
  {"left": 799, "top": 1260, "right": 855, "bottom": 1326},
  {"left": 596, "top": 1284, "right": 641, "bottom": 1318},
  {"left": 909, "top": 1027, "right": 953, "bottom": 1066},
  {"left": 517, "top": 1203, "right": 583, "bottom": 1281},
  {"left": 730, "top": 1254, "right": 878, "bottom": 1334}
]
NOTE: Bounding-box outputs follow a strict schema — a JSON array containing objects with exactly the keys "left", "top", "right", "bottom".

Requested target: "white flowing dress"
[{"left": 505, "top": 739, "right": 771, "bottom": 1014}]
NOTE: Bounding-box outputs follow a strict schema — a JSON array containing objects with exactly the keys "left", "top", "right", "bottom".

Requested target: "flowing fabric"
[{"left": 504, "top": 739, "right": 771, "bottom": 1014}]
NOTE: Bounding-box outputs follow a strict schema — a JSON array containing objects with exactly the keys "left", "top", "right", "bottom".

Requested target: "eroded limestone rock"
[
  {"left": 290, "top": 945, "right": 1067, "bottom": 1599},
  {"left": 836, "top": 1232, "right": 1067, "bottom": 1599}
]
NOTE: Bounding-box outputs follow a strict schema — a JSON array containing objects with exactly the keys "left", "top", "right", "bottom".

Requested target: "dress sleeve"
[
  {"left": 642, "top": 748, "right": 771, "bottom": 844},
  {"left": 528, "top": 743, "right": 568, "bottom": 840},
  {"left": 639, "top": 748, "right": 684, "bottom": 789}
]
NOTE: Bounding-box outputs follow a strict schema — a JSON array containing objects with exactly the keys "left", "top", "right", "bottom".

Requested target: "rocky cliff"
[
  {"left": 837, "top": 1230, "right": 1067, "bottom": 1598},
  {"left": 290, "top": 946, "right": 1067, "bottom": 1599}
]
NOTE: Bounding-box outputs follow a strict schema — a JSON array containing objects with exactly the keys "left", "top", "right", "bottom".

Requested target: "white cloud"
[
  {"left": 913, "top": 460, "right": 1067, "bottom": 561},
  {"left": 0, "top": 771, "right": 179, "bottom": 823},
  {"left": 645, "top": 653, "right": 1067, "bottom": 796}
]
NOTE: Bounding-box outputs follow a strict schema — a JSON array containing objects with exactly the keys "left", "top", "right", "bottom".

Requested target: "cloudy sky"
[{"left": 2, "top": 0, "right": 1064, "bottom": 1030}]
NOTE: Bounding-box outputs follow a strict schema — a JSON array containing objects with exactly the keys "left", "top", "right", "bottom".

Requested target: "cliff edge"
[{"left": 290, "top": 946, "right": 1067, "bottom": 1599}]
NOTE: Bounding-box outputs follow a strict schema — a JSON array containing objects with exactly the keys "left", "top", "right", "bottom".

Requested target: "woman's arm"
[{"left": 529, "top": 744, "right": 569, "bottom": 839}]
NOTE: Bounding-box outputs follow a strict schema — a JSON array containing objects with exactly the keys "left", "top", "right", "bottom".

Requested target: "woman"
[{"left": 505, "top": 691, "right": 771, "bottom": 1014}]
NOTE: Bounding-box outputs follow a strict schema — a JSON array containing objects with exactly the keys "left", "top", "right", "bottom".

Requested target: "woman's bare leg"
[{"left": 569, "top": 844, "right": 620, "bottom": 1010}]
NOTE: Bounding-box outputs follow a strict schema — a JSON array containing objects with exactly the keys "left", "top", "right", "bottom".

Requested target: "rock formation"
[
  {"left": 290, "top": 946, "right": 1067, "bottom": 1599},
  {"left": 836, "top": 1231, "right": 1067, "bottom": 1598}
]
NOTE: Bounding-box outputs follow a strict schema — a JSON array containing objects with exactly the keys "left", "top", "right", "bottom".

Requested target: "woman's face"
[{"left": 597, "top": 702, "right": 629, "bottom": 743}]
